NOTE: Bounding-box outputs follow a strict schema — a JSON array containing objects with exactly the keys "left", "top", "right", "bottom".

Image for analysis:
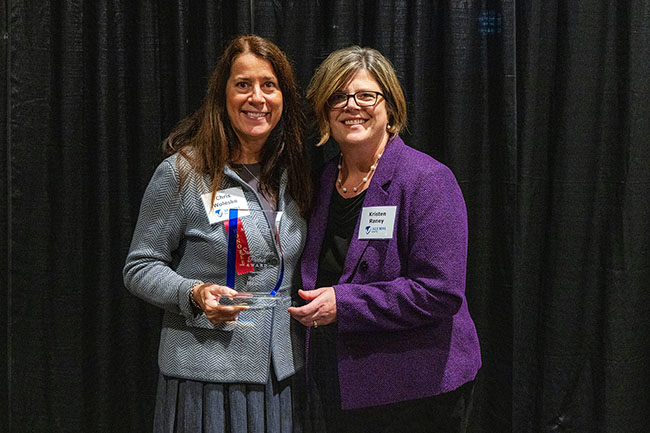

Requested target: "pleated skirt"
[{"left": 153, "top": 369, "right": 306, "bottom": 433}]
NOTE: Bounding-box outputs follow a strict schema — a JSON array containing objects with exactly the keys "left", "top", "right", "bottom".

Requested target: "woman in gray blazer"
[{"left": 124, "top": 35, "right": 312, "bottom": 433}]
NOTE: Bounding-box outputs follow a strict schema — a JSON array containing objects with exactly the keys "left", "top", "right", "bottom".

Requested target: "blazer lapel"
[
  {"left": 301, "top": 161, "right": 338, "bottom": 291},
  {"left": 339, "top": 136, "right": 403, "bottom": 283}
]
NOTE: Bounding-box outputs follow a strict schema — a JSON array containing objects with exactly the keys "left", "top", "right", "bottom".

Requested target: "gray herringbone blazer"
[{"left": 123, "top": 154, "right": 307, "bottom": 384}]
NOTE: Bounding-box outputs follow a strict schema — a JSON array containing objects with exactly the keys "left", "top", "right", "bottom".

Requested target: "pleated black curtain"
[
  {"left": 515, "top": 2, "right": 650, "bottom": 432},
  {"left": 2, "top": 1, "right": 648, "bottom": 432}
]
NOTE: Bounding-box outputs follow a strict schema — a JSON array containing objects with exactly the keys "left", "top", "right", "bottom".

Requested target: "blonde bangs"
[{"left": 307, "top": 45, "right": 408, "bottom": 144}]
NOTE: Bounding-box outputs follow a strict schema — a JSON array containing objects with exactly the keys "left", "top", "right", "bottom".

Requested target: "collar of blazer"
[
  {"left": 223, "top": 164, "right": 289, "bottom": 211},
  {"left": 303, "top": 135, "right": 403, "bottom": 288}
]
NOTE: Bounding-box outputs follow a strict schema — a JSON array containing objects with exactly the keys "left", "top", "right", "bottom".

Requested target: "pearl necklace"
[{"left": 337, "top": 152, "right": 382, "bottom": 193}]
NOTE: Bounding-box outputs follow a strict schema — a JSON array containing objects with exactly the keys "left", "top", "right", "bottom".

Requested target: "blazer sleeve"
[
  {"left": 123, "top": 159, "right": 200, "bottom": 319},
  {"left": 334, "top": 163, "right": 468, "bottom": 334}
]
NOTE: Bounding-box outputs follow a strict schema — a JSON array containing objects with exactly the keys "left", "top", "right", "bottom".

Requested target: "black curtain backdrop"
[{"left": 2, "top": 1, "right": 649, "bottom": 432}]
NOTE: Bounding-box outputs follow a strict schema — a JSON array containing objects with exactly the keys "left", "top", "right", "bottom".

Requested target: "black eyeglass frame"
[{"left": 326, "top": 91, "right": 385, "bottom": 109}]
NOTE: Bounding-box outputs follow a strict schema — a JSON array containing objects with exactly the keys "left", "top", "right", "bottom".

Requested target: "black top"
[
  {"left": 310, "top": 188, "right": 366, "bottom": 426},
  {"left": 315, "top": 189, "right": 367, "bottom": 288}
]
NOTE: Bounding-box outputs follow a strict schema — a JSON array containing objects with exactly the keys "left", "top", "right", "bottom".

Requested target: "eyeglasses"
[{"left": 326, "top": 91, "right": 385, "bottom": 109}]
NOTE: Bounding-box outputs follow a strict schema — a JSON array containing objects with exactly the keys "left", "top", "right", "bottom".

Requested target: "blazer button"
[
  {"left": 360, "top": 261, "right": 368, "bottom": 271},
  {"left": 268, "top": 257, "right": 279, "bottom": 266}
]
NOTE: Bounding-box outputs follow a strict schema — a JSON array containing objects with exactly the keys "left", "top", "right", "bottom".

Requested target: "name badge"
[
  {"left": 358, "top": 206, "right": 397, "bottom": 239},
  {"left": 201, "top": 187, "right": 251, "bottom": 225}
]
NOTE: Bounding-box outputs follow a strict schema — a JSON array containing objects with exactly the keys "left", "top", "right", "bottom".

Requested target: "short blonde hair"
[{"left": 306, "top": 46, "right": 407, "bottom": 146}]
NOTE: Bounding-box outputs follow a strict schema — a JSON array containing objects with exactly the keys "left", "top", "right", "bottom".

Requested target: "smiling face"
[
  {"left": 226, "top": 52, "right": 283, "bottom": 154},
  {"left": 328, "top": 69, "right": 390, "bottom": 150}
]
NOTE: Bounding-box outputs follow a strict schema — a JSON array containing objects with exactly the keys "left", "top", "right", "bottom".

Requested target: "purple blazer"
[{"left": 301, "top": 136, "right": 481, "bottom": 410}]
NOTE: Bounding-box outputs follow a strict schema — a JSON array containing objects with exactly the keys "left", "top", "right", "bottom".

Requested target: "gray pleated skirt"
[{"left": 153, "top": 370, "right": 306, "bottom": 433}]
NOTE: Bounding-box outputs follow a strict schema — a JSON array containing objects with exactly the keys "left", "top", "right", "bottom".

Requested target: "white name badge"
[
  {"left": 358, "top": 206, "right": 397, "bottom": 239},
  {"left": 201, "top": 187, "right": 251, "bottom": 225}
]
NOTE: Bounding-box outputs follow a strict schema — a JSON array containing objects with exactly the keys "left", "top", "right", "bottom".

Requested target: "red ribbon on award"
[{"left": 224, "top": 218, "right": 254, "bottom": 275}]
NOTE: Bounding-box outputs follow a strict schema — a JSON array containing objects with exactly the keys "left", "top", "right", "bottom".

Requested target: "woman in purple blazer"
[{"left": 288, "top": 46, "right": 481, "bottom": 433}]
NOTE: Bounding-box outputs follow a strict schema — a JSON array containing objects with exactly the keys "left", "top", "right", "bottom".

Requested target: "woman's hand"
[
  {"left": 192, "top": 283, "right": 248, "bottom": 324},
  {"left": 288, "top": 287, "right": 337, "bottom": 327}
]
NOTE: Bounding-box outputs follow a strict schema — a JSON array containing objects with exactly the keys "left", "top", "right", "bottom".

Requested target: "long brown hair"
[{"left": 162, "top": 35, "right": 311, "bottom": 215}]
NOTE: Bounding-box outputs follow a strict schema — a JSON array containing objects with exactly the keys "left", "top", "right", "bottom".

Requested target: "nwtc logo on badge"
[
  {"left": 215, "top": 209, "right": 223, "bottom": 217},
  {"left": 365, "top": 226, "right": 387, "bottom": 235}
]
